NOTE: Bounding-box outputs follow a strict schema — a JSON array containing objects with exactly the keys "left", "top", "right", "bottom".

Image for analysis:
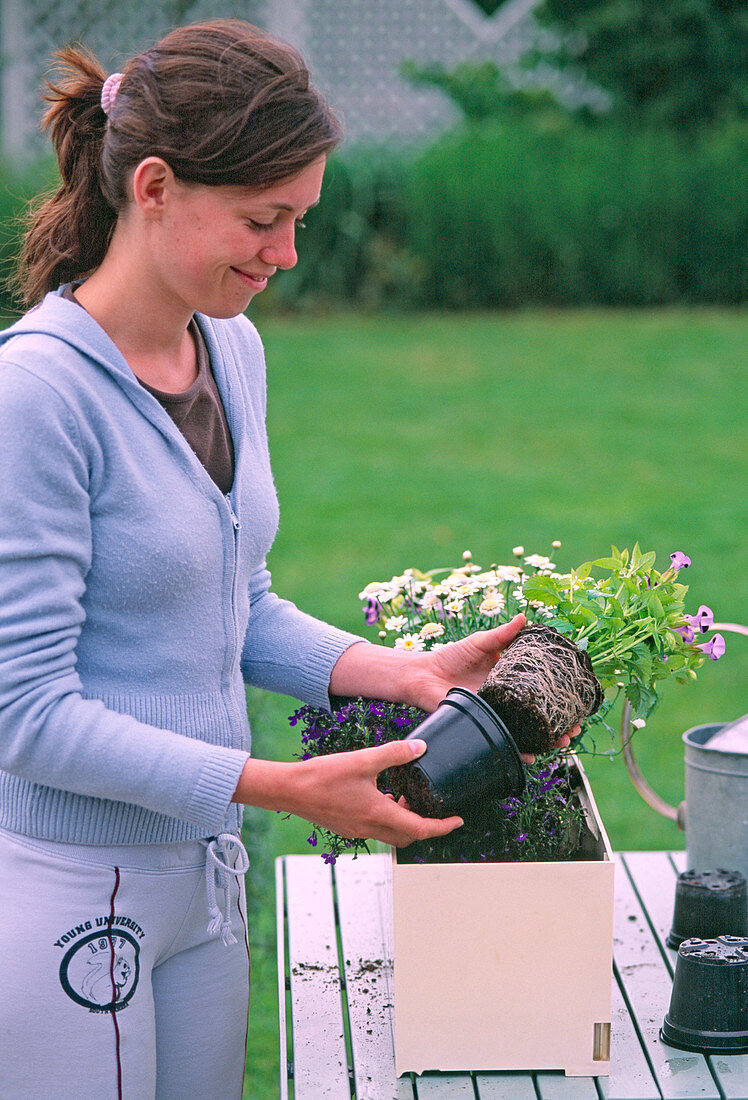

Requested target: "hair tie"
[{"left": 101, "top": 72, "right": 124, "bottom": 117}]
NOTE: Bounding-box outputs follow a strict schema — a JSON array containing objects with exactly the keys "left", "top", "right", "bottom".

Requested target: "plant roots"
[{"left": 478, "top": 624, "right": 604, "bottom": 754}]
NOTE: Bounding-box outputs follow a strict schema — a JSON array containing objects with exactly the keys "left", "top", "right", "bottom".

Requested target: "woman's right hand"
[{"left": 233, "top": 740, "right": 464, "bottom": 848}]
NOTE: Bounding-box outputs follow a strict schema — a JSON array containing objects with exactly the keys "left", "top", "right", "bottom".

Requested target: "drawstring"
[{"left": 203, "top": 833, "right": 249, "bottom": 947}]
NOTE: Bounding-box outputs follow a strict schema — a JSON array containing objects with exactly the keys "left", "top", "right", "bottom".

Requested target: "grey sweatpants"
[{"left": 0, "top": 827, "right": 251, "bottom": 1099}]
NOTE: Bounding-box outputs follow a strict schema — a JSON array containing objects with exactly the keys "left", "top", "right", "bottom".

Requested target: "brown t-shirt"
[{"left": 63, "top": 286, "right": 235, "bottom": 494}]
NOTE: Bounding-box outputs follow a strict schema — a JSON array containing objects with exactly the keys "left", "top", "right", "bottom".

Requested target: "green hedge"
[
  {"left": 403, "top": 121, "right": 748, "bottom": 308},
  {"left": 266, "top": 121, "right": 746, "bottom": 312},
  {"left": 0, "top": 157, "right": 58, "bottom": 317}
]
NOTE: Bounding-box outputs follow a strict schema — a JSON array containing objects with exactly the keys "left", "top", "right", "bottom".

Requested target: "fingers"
[
  {"left": 521, "top": 728, "right": 574, "bottom": 765},
  {"left": 354, "top": 737, "right": 427, "bottom": 775},
  {"left": 388, "top": 807, "right": 464, "bottom": 847},
  {"left": 476, "top": 613, "right": 526, "bottom": 653}
]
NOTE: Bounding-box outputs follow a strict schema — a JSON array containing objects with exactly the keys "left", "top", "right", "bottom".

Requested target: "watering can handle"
[{"left": 620, "top": 622, "right": 748, "bottom": 829}]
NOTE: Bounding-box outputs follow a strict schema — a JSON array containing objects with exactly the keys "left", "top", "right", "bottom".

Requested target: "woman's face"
[{"left": 145, "top": 156, "right": 326, "bottom": 320}]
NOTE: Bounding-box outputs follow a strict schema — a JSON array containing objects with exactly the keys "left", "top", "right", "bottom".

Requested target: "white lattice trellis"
[{"left": 1, "top": 0, "right": 603, "bottom": 163}]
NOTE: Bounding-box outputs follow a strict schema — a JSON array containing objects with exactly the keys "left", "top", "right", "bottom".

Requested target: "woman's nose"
[{"left": 260, "top": 224, "right": 298, "bottom": 270}]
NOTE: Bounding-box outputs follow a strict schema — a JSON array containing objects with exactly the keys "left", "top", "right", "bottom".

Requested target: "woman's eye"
[{"left": 248, "top": 220, "right": 274, "bottom": 232}]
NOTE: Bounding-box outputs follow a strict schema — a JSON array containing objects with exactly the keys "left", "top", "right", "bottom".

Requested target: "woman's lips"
[{"left": 232, "top": 268, "right": 269, "bottom": 290}]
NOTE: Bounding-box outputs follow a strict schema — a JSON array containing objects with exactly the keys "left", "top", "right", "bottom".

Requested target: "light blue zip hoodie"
[{"left": 0, "top": 289, "right": 361, "bottom": 844}]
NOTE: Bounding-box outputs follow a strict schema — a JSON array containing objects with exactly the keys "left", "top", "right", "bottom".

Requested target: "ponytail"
[
  {"left": 17, "top": 46, "right": 119, "bottom": 305},
  {"left": 15, "top": 21, "right": 341, "bottom": 307}
]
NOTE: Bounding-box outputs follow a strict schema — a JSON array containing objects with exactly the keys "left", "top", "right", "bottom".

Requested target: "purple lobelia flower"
[
  {"left": 670, "top": 552, "right": 691, "bottom": 571},
  {"left": 363, "top": 597, "right": 381, "bottom": 625},
  {"left": 696, "top": 634, "right": 726, "bottom": 660}
]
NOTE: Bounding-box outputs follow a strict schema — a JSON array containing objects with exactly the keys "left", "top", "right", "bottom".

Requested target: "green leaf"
[
  {"left": 522, "top": 575, "right": 561, "bottom": 604},
  {"left": 638, "top": 551, "right": 657, "bottom": 572},
  {"left": 646, "top": 593, "right": 665, "bottom": 617},
  {"left": 590, "top": 556, "right": 620, "bottom": 570},
  {"left": 571, "top": 604, "right": 598, "bottom": 626}
]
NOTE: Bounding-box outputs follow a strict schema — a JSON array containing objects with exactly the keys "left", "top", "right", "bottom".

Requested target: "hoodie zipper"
[{"left": 224, "top": 494, "right": 242, "bottom": 685}]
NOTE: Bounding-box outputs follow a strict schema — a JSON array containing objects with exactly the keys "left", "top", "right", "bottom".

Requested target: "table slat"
[
  {"left": 613, "top": 853, "right": 720, "bottom": 1100},
  {"left": 535, "top": 1072, "right": 599, "bottom": 1098},
  {"left": 671, "top": 851, "right": 687, "bottom": 873},
  {"left": 283, "top": 855, "right": 351, "bottom": 1098},
  {"left": 413, "top": 1073, "right": 479, "bottom": 1096},
  {"left": 597, "top": 965, "right": 661, "bottom": 1099},
  {"left": 276, "top": 859, "right": 291, "bottom": 1100},
  {"left": 622, "top": 851, "right": 680, "bottom": 972},
  {"left": 334, "top": 854, "right": 398, "bottom": 1098},
  {"left": 474, "top": 1072, "right": 538, "bottom": 1098},
  {"left": 707, "top": 1054, "right": 748, "bottom": 1100}
]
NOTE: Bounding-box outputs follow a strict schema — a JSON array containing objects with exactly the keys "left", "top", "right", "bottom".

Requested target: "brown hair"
[{"left": 17, "top": 19, "right": 342, "bottom": 305}]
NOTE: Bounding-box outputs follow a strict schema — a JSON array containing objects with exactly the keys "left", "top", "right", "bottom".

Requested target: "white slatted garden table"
[{"left": 276, "top": 851, "right": 748, "bottom": 1099}]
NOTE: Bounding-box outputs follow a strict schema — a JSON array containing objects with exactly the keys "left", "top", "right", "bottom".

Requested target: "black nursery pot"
[
  {"left": 667, "top": 869, "right": 748, "bottom": 949},
  {"left": 395, "top": 687, "right": 526, "bottom": 818},
  {"left": 661, "top": 936, "right": 748, "bottom": 1054}
]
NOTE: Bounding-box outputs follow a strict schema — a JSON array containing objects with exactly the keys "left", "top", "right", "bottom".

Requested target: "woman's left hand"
[
  {"left": 403, "top": 612, "right": 578, "bottom": 762},
  {"left": 405, "top": 613, "right": 527, "bottom": 712}
]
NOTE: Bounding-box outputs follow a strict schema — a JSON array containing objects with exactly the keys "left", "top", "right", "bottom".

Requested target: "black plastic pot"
[
  {"left": 661, "top": 936, "right": 748, "bottom": 1054},
  {"left": 667, "top": 869, "right": 748, "bottom": 949},
  {"left": 394, "top": 687, "right": 526, "bottom": 818}
]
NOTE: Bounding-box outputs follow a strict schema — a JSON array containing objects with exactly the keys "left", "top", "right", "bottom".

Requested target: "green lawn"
[
  {"left": 3, "top": 304, "right": 744, "bottom": 1095},
  {"left": 242, "top": 306, "right": 747, "bottom": 1096}
]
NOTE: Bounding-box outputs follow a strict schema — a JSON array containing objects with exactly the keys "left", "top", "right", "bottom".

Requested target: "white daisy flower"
[
  {"left": 394, "top": 633, "right": 425, "bottom": 652},
  {"left": 631, "top": 718, "right": 646, "bottom": 729},
  {"left": 494, "top": 565, "right": 524, "bottom": 583},
  {"left": 358, "top": 581, "right": 384, "bottom": 600},
  {"left": 455, "top": 580, "right": 482, "bottom": 598},
  {"left": 419, "top": 622, "right": 445, "bottom": 639},
  {"left": 479, "top": 594, "right": 506, "bottom": 616},
  {"left": 384, "top": 615, "right": 408, "bottom": 632},
  {"left": 512, "top": 545, "right": 525, "bottom": 557},
  {"left": 419, "top": 590, "right": 443, "bottom": 609},
  {"left": 524, "top": 554, "right": 556, "bottom": 570}
]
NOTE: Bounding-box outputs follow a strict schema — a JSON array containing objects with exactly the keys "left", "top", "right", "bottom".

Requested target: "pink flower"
[
  {"left": 685, "top": 605, "right": 714, "bottom": 634},
  {"left": 696, "top": 634, "right": 726, "bottom": 660}
]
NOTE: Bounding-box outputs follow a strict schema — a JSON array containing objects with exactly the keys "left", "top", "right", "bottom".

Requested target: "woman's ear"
[{"left": 131, "top": 157, "right": 174, "bottom": 218}]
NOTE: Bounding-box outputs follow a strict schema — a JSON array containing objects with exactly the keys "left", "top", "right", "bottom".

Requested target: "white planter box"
[{"left": 390, "top": 756, "right": 615, "bottom": 1077}]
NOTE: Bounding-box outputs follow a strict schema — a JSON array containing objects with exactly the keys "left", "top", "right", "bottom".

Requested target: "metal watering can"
[{"left": 621, "top": 623, "right": 748, "bottom": 879}]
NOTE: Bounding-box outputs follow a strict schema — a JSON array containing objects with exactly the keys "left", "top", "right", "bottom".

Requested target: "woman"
[{"left": 0, "top": 20, "right": 569, "bottom": 1097}]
